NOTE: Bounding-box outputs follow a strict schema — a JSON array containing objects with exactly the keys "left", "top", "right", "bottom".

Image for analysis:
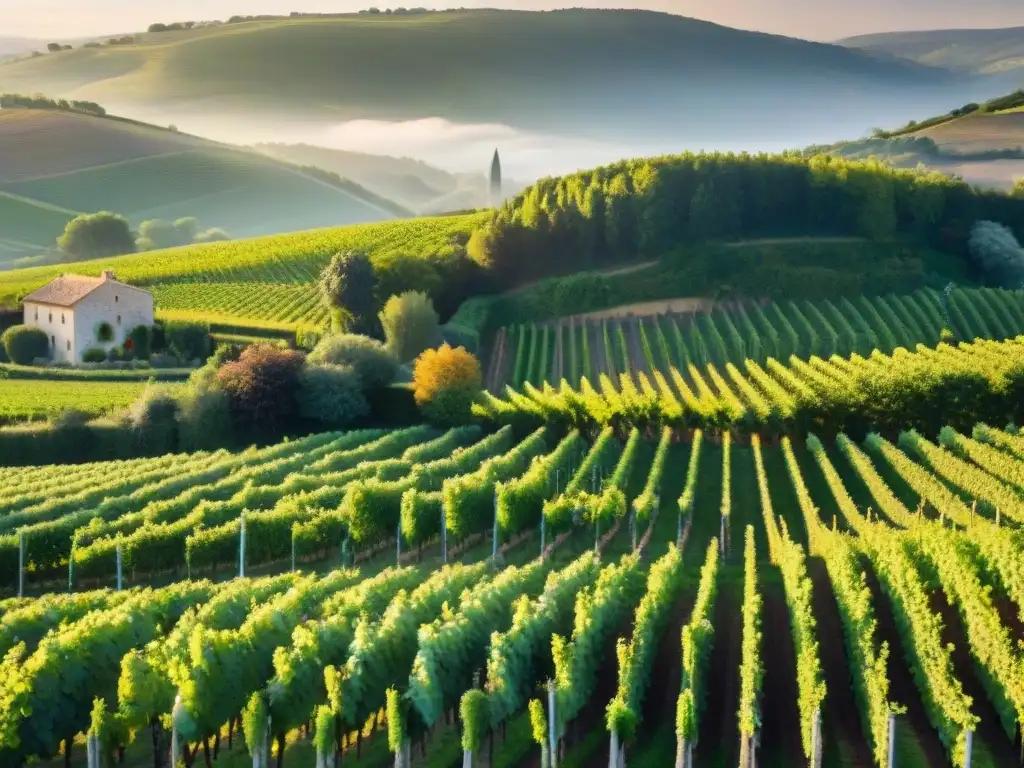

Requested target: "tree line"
[
  {"left": 0, "top": 94, "right": 105, "bottom": 117},
  {"left": 467, "top": 152, "right": 1024, "bottom": 288}
]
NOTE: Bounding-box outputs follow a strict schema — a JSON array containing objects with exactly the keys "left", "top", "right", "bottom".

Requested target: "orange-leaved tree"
[{"left": 413, "top": 343, "right": 482, "bottom": 425}]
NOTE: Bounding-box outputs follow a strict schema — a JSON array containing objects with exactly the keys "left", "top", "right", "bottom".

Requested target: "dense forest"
[{"left": 468, "top": 152, "right": 1024, "bottom": 287}]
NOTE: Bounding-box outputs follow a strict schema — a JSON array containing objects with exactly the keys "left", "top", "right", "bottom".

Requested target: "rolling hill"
[
  {"left": 840, "top": 26, "right": 1024, "bottom": 78},
  {"left": 0, "top": 213, "right": 487, "bottom": 333},
  {"left": 252, "top": 143, "right": 524, "bottom": 214},
  {"left": 0, "top": 9, "right": 989, "bottom": 147},
  {"left": 0, "top": 107, "right": 409, "bottom": 266}
]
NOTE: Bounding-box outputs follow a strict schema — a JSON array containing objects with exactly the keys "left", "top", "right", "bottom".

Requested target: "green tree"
[
  {"left": 57, "top": 212, "right": 136, "bottom": 260},
  {"left": 379, "top": 291, "right": 440, "bottom": 363},
  {"left": 319, "top": 250, "right": 379, "bottom": 334}
]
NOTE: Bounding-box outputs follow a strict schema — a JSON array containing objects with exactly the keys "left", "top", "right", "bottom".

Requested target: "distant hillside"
[
  {"left": 840, "top": 26, "right": 1024, "bottom": 78},
  {"left": 0, "top": 9, "right": 985, "bottom": 147},
  {"left": 252, "top": 143, "right": 523, "bottom": 214},
  {"left": 0, "top": 106, "right": 408, "bottom": 265},
  {"left": 804, "top": 88, "right": 1024, "bottom": 190}
]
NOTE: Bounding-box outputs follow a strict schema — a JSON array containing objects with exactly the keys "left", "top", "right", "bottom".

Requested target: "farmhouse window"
[
  {"left": 66, "top": 341, "right": 71, "bottom": 351},
  {"left": 61, "top": 314, "right": 65, "bottom": 325},
  {"left": 50, "top": 335, "right": 54, "bottom": 347},
  {"left": 117, "top": 315, "right": 122, "bottom": 325},
  {"left": 34, "top": 309, "right": 38, "bottom": 321},
  {"left": 48, "top": 312, "right": 52, "bottom": 323},
  {"left": 115, "top": 296, "right": 119, "bottom": 303}
]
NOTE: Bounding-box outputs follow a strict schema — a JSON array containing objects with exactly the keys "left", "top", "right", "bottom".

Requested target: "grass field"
[
  {"left": 0, "top": 378, "right": 180, "bottom": 423},
  {"left": 0, "top": 109, "right": 409, "bottom": 258},
  {"left": 916, "top": 111, "right": 1024, "bottom": 153},
  {"left": 0, "top": 213, "right": 486, "bottom": 329}
]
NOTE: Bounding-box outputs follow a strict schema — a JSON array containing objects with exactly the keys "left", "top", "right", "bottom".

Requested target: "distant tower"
[{"left": 490, "top": 149, "right": 502, "bottom": 205}]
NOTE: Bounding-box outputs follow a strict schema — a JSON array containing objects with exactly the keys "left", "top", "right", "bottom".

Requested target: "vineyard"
[
  {"left": 485, "top": 285, "right": 1024, "bottom": 391},
  {"left": 0, "top": 213, "right": 485, "bottom": 330},
  {"left": 0, "top": 405, "right": 1021, "bottom": 768}
]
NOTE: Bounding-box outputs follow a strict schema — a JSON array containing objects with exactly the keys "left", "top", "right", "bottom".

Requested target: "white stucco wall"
[
  {"left": 23, "top": 301, "right": 75, "bottom": 363},
  {"left": 22, "top": 280, "right": 153, "bottom": 363},
  {"left": 72, "top": 281, "right": 154, "bottom": 362}
]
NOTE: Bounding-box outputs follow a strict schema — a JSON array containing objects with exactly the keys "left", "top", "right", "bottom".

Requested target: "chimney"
[{"left": 101, "top": 269, "right": 116, "bottom": 281}]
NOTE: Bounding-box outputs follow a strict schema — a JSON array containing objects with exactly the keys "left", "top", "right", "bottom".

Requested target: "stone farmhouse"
[{"left": 22, "top": 270, "right": 154, "bottom": 363}]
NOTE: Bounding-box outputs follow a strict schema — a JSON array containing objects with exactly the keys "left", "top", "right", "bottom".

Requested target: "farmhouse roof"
[{"left": 22, "top": 270, "right": 149, "bottom": 308}]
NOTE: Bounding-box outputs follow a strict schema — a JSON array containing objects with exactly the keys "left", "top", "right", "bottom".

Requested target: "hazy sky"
[{"left": 5, "top": 0, "right": 1024, "bottom": 42}]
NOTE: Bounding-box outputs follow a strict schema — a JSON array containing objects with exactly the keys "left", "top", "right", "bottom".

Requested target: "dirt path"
[
  {"left": 696, "top": 568, "right": 742, "bottom": 768},
  {"left": 626, "top": 316, "right": 648, "bottom": 374},
  {"left": 808, "top": 558, "right": 875, "bottom": 768},
  {"left": 589, "top": 319, "right": 610, "bottom": 380},
  {"left": 485, "top": 326, "right": 508, "bottom": 393},
  {"left": 552, "top": 320, "right": 564, "bottom": 384},
  {"left": 758, "top": 569, "right": 806, "bottom": 768},
  {"left": 862, "top": 563, "right": 950, "bottom": 767}
]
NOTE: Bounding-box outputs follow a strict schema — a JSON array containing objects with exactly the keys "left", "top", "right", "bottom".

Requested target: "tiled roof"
[
  {"left": 21, "top": 272, "right": 150, "bottom": 308},
  {"left": 22, "top": 275, "right": 105, "bottom": 307}
]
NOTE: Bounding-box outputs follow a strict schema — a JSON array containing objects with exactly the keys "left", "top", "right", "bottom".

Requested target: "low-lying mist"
[{"left": 107, "top": 104, "right": 895, "bottom": 183}]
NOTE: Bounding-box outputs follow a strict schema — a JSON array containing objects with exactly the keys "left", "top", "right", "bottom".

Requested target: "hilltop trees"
[
  {"left": 469, "top": 152, "right": 1024, "bottom": 288},
  {"left": 57, "top": 212, "right": 136, "bottom": 260}
]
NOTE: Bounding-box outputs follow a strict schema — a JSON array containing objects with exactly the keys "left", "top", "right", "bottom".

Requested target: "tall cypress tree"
[{"left": 490, "top": 149, "right": 502, "bottom": 204}]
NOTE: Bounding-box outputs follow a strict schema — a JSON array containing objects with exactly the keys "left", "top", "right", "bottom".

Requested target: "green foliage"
[
  {"left": 307, "top": 333, "right": 397, "bottom": 389},
  {"left": 242, "top": 692, "right": 268, "bottom": 757},
  {"left": 379, "top": 290, "right": 440, "bottom": 363},
  {"left": 163, "top": 320, "right": 209, "bottom": 361},
  {"left": 460, "top": 689, "right": 489, "bottom": 753},
  {"left": 126, "top": 325, "right": 152, "bottom": 359},
  {"left": 297, "top": 364, "right": 369, "bottom": 426},
  {"left": 57, "top": 212, "right": 135, "bottom": 260},
  {"left": 319, "top": 250, "right": 379, "bottom": 334},
  {"left": 606, "top": 545, "right": 685, "bottom": 741},
  {"left": 676, "top": 541, "right": 719, "bottom": 743},
  {"left": 2, "top": 325, "right": 48, "bottom": 364},
  {"left": 496, "top": 430, "right": 583, "bottom": 535},
  {"left": 738, "top": 526, "right": 762, "bottom": 741}
]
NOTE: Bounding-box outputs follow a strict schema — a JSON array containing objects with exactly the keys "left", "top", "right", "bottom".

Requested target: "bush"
[
  {"left": 123, "top": 385, "right": 180, "bottom": 429},
  {"left": 126, "top": 325, "right": 152, "bottom": 359},
  {"left": 412, "top": 343, "right": 482, "bottom": 425},
  {"left": 57, "top": 212, "right": 136, "bottom": 260},
  {"left": 177, "top": 367, "right": 233, "bottom": 451},
  {"left": 297, "top": 364, "right": 369, "bottom": 426},
  {"left": 107, "top": 347, "right": 123, "bottom": 362},
  {"left": 2, "top": 325, "right": 49, "bottom": 365},
  {"left": 379, "top": 291, "right": 440, "bottom": 363},
  {"left": 165, "top": 321, "right": 210, "bottom": 361},
  {"left": 216, "top": 344, "right": 305, "bottom": 427},
  {"left": 306, "top": 334, "right": 397, "bottom": 390},
  {"left": 82, "top": 347, "right": 106, "bottom": 363}
]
